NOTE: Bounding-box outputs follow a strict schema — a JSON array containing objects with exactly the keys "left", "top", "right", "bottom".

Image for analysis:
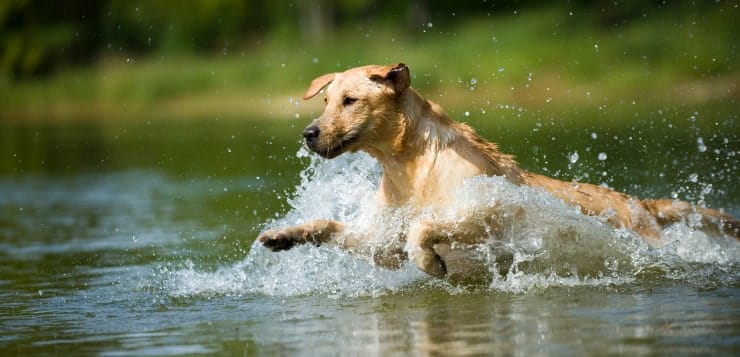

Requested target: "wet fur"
[{"left": 259, "top": 63, "right": 739, "bottom": 279}]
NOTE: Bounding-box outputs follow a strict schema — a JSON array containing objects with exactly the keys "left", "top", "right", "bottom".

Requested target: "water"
[{"left": 1, "top": 105, "right": 738, "bottom": 355}]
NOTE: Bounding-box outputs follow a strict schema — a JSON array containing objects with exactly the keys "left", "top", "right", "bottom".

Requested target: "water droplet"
[
  {"left": 696, "top": 137, "right": 707, "bottom": 152},
  {"left": 591, "top": 132, "right": 598, "bottom": 139},
  {"left": 226, "top": 147, "right": 232, "bottom": 153},
  {"left": 569, "top": 151, "right": 579, "bottom": 164},
  {"left": 597, "top": 152, "right": 607, "bottom": 161},
  {"left": 688, "top": 173, "right": 699, "bottom": 183},
  {"left": 604, "top": 256, "right": 619, "bottom": 271}
]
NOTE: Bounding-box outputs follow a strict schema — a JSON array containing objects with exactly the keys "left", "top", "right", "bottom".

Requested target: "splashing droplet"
[
  {"left": 569, "top": 151, "right": 579, "bottom": 164},
  {"left": 604, "top": 256, "right": 619, "bottom": 272},
  {"left": 696, "top": 137, "right": 707, "bottom": 153}
]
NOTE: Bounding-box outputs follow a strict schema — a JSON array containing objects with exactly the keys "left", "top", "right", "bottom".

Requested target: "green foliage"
[
  {"left": 3, "top": 0, "right": 736, "bottom": 81},
  {"left": 0, "top": 1, "right": 737, "bottom": 120},
  {"left": 1, "top": 0, "right": 78, "bottom": 79},
  {"left": 104, "top": 0, "right": 253, "bottom": 53}
]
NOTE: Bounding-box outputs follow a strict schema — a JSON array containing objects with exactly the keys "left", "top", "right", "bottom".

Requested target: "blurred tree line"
[{"left": 0, "top": 0, "right": 720, "bottom": 80}]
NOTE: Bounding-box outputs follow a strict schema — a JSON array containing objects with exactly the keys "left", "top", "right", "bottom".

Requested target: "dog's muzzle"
[
  {"left": 302, "top": 124, "right": 358, "bottom": 159},
  {"left": 303, "top": 125, "right": 321, "bottom": 148}
]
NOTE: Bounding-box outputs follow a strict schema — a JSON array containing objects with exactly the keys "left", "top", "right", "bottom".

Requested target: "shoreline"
[{"left": 2, "top": 74, "right": 736, "bottom": 123}]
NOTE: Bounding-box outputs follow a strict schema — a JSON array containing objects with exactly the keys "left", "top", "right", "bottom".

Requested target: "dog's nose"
[{"left": 303, "top": 125, "right": 320, "bottom": 141}]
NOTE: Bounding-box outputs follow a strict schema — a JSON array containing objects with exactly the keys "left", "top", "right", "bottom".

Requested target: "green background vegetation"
[{"left": 1, "top": 1, "right": 737, "bottom": 121}]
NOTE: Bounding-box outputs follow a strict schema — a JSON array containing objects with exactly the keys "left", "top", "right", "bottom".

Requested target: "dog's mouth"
[{"left": 307, "top": 133, "right": 359, "bottom": 159}]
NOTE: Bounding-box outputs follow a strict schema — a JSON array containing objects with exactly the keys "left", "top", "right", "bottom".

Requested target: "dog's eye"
[{"left": 342, "top": 97, "right": 357, "bottom": 106}]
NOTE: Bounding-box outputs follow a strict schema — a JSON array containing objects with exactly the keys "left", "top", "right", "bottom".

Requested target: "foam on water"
[{"left": 160, "top": 148, "right": 739, "bottom": 298}]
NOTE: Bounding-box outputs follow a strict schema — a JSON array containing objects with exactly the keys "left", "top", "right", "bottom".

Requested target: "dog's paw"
[
  {"left": 426, "top": 254, "right": 448, "bottom": 278},
  {"left": 411, "top": 250, "right": 447, "bottom": 278},
  {"left": 258, "top": 228, "right": 302, "bottom": 251}
]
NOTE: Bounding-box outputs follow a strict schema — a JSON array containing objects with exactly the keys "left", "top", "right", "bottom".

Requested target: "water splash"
[
  {"left": 156, "top": 247, "right": 425, "bottom": 299},
  {"left": 158, "top": 149, "right": 739, "bottom": 298}
]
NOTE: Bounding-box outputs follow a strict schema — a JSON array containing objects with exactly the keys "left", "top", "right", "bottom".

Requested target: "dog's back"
[
  {"left": 392, "top": 80, "right": 740, "bottom": 243},
  {"left": 447, "top": 124, "right": 740, "bottom": 241}
]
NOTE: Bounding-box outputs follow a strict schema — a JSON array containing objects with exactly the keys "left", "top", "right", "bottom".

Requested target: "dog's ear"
[
  {"left": 370, "top": 63, "right": 410, "bottom": 94},
  {"left": 303, "top": 72, "right": 336, "bottom": 100}
]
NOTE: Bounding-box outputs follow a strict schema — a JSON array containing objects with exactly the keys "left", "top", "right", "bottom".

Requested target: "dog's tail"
[{"left": 643, "top": 199, "right": 739, "bottom": 239}]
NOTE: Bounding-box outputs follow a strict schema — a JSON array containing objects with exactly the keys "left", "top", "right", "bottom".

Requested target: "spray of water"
[{"left": 159, "top": 148, "right": 739, "bottom": 298}]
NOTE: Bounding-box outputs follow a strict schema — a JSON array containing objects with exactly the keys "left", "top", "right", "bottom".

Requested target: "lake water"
[{"left": 1, "top": 104, "right": 738, "bottom": 355}]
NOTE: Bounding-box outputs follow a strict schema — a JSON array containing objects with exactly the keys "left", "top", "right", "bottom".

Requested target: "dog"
[{"left": 258, "top": 63, "right": 739, "bottom": 279}]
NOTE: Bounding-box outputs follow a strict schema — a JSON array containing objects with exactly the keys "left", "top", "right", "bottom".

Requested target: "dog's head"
[{"left": 301, "top": 63, "right": 410, "bottom": 158}]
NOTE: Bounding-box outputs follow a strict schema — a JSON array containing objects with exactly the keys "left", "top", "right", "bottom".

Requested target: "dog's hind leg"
[{"left": 643, "top": 199, "right": 740, "bottom": 239}]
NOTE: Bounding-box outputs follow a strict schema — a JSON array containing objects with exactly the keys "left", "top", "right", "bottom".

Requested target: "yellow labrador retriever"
[{"left": 259, "top": 63, "right": 738, "bottom": 279}]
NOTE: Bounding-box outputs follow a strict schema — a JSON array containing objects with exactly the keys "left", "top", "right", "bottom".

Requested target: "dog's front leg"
[
  {"left": 258, "top": 220, "right": 407, "bottom": 270},
  {"left": 406, "top": 214, "right": 510, "bottom": 278},
  {"left": 258, "top": 219, "right": 343, "bottom": 251},
  {"left": 406, "top": 221, "right": 450, "bottom": 278}
]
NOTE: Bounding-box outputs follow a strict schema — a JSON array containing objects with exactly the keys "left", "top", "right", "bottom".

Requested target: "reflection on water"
[{"left": 0, "top": 107, "right": 738, "bottom": 355}]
